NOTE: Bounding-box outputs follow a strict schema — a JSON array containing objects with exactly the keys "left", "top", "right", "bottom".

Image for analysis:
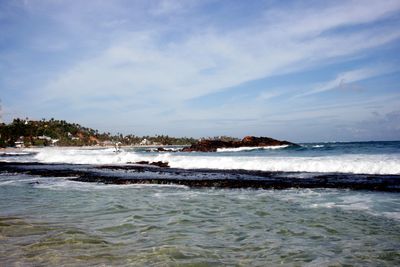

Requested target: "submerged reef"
[{"left": 1, "top": 162, "right": 398, "bottom": 192}]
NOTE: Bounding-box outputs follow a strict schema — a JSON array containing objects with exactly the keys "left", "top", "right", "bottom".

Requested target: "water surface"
[{"left": 1, "top": 141, "right": 400, "bottom": 266}]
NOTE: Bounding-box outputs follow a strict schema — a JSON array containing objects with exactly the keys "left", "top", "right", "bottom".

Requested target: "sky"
[{"left": 0, "top": 0, "right": 400, "bottom": 142}]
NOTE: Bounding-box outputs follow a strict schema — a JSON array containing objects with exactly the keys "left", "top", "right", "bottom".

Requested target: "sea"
[{"left": 0, "top": 141, "right": 399, "bottom": 266}]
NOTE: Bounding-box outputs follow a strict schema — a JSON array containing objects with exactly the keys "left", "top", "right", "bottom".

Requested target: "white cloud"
[
  {"left": 150, "top": 0, "right": 195, "bottom": 16},
  {"left": 4, "top": 0, "right": 400, "bottom": 137},
  {"left": 265, "top": 0, "right": 400, "bottom": 38},
  {"left": 41, "top": 14, "right": 400, "bottom": 106},
  {"left": 296, "top": 65, "right": 399, "bottom": 97},
  {"left": 257, "top": 91, "right": 282, "bottom": 101}
]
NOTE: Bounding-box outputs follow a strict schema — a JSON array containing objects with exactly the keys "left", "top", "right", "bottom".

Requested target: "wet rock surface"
[
  {"left": 181, "top": 136, "right": 297, "bottom": 152},
  {"left": 1, "top": 162, "right": 399, "bottom": 192},
  {"left": 131, "top": 161, "right": 170, "bottom": 168}
]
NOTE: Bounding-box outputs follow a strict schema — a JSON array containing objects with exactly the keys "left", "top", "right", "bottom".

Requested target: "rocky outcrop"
[
  {"left": 133, "top": 161, "right": 170, "bottom": 168},
  {"left": 181, "top": 140, "right": 234, "bottom": 152},
  {"left": 181, "top": 136, "right": 296, "bottom": 152},
  {"left": 1, "top": 162, "right": 399, "bottom": 192}
]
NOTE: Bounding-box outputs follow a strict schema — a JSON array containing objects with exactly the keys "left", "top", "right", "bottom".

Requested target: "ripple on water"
[{"left": 1, "top": 177, "right": 400, "bottom": 266}]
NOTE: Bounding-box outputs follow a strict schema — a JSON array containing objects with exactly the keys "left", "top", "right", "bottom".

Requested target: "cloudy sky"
[{"left": 1, "top": 0, "right": 400, "bottom": 141}]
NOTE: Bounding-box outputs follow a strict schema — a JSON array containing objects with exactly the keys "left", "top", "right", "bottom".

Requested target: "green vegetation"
[{"left": 0, "top": 118, "right": 199, "bottom": 147}]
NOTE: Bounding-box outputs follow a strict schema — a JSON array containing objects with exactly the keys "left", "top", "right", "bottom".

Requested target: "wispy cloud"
[
  {"left": 296, "top": 65, "right": 399, "bottom": 97},
  {"left": 1, "top": 0, "right": 400, "bottom": 140},
  {"left": 39, "top": 7, "right": 400, "bottom": 104},
  {"left": 149, "top": 0, "right": 198, "bottom": 16},
  {"left": 265, "top": 0, "right": 400, "bottom": 37},
  {"left": 257, "top": 91, "right": 282, "bottom": 101}
]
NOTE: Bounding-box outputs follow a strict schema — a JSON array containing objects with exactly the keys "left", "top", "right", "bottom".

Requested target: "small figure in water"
[{"left": 114, "top": 142, "right": 122, "bottom": 153}]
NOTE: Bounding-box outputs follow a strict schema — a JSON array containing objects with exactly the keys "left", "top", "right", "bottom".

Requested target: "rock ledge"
[{"left": 181, "top": 136, "right": 296, "bottom": 152}]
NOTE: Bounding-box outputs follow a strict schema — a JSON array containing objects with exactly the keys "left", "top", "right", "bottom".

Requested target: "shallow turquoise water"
[
  {"left": 1, "top": 173, "right": 399, "bottom": 266},
  {"left": 1, "top": 141, "right": 400, "bottom": 265}
]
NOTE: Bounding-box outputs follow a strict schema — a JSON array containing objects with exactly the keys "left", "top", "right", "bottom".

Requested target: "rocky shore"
[
  {"left": 1, "top": 162, "right": 399, "bottom": 192},
  {"left": 181, "top": 136, "right": 296, "bottom": 152}
]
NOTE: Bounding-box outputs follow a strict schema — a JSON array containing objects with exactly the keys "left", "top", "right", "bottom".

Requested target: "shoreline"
[
  {"left": 0, "top": 144, "right": 186, "bottom": 151},
  {"left": 1, "top": 161, "right": 399, "bottom": 192}
]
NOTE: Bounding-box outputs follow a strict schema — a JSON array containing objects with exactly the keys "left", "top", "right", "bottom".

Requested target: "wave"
[
  {"left": 267, "top": 188, "right": 400, "bottom": 221},
  {"left": 164, "top": 154, "right": 400, "bottom": 175},
  {"left": 32, "top": 179, "right": 189, "bottom": 191},
  {"left": 216, "top": 145, "right": 289, "bottom": 152},
  {"left": 33, "top": 148, "right": 144, "bottom": 165},
  {"left": 30, "top": 148, "right": 400, "bottom": 175}
]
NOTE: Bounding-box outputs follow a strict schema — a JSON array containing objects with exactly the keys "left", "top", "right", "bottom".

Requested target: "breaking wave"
[
  {"left": 30, "top": 148, "right": 400, "bottom": 175},
  {"left": 164, "top": 154, "right": 400, "bottom": 175},
  {"left": 216, "top": 145, "right": 289, "bottom": 152}
]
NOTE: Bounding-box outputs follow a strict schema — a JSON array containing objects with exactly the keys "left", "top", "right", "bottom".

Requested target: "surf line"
[{"left": 1, "top": 162, "right": 399, "bottom": 192}]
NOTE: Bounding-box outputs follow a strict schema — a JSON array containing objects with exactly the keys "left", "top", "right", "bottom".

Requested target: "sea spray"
[{"left": 30, "top": 146, "right": 400, "bottom": 175}]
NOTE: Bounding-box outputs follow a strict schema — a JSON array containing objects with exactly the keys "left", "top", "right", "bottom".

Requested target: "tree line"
[{"left": 0, "top": 118, "right": 200, "bottom": 147}]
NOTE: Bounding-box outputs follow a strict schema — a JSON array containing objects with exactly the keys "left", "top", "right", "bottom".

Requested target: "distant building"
[
  {"left": 35, "top": 135, "right": 58, "bottom": 146},
  {"left": 37, "top": 135, "right": 52, "bottom": 141},
  {"left": 140, "top": 138, "right": 152, "bottom": 145},
  {"left": 15, "top": 141, "right": 24, "bottom": 148},
  {"left": 51, "top": 139, "right": 59, "bottom": 146},
  {"left": 67, "top": 132, "right": 80, "bottom": 140},
  {"left": 15, "top": 136, "right": 25, "bottom": 148}
]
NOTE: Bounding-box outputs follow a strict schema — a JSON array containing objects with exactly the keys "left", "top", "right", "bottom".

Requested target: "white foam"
[
  {"left": 382, "top": 212, "right": 400, "bottom": 220},
  {"left": 23, "top": 147, "right": 400, "bottom": 175},
  {"left": 0, "top": 180, "right": 16, "bottom": 186},
  {"left": 33, "top": 178, "right": 188, "bottom": 191},
  {"left": 0, "top": 176, "right": 47, "bottom": 186},
  {"left": 312, "top": 145, "right": 324, "bottom": 148},
  {"left": 164, "top": 154, "right": 400, "bottom": 175},
  {"left": 34, "top": 148, "right": 144, "bottom": 165},
  {"left": 312, "top": 200, "right": 371, "bottom": 211},
  {"left": 270, "top": 189, "right": 400, "bottom": 221},
  {"left": 216, "top": 145, "right": 289, "bottom": 152}
]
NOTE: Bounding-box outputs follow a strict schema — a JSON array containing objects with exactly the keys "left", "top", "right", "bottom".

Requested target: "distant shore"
[{"left": 1, "top": 144, "right": 186, "bottom": 149}]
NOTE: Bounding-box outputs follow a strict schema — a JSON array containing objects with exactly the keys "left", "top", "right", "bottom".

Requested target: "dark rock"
[
  {"left": 181, "top": 136, "right": 296, "bottom": 152},
  {"left": 240, "top": 136, "right": 294, "bottom": 147},
  {"left": 150, "top": 161, "right": 169, "bottom": 168},
  {"left": 134, "top": 160, "right": 169, "bottom": 168},
  {"left": 135, "top": 160, "right": 149, "bottom": 165},
  {"left": 1, "top": 162, "right": 399, "bottom": 192},
  {"left": 156, "top": 147, "right": 179, "bottom": 152}
]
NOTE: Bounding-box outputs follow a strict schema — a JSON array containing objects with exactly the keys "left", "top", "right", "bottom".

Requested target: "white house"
[
  {"left": 37, "top": 135, "right": 52, "bottom": 141},
  {"left": 140, "top": 138, "right": 152, "bottom": 145},
  {"left": 15, "top": 136, "right": 25, "bottom": 148}
]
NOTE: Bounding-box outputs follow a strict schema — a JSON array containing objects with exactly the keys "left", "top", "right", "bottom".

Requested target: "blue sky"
[{"left": 0, "top": 0, "right": 400, "bottom": 142}]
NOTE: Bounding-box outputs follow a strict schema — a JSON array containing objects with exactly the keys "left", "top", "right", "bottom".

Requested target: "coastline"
[
  {"left": 1, "top": 161, "right": 399, "bottom": 192},
  {"left": 1, "top": 141, "right": 400, "bottom": 266},
  {"left": 0, "top": 144, "right": 186, "bottom": 151}
]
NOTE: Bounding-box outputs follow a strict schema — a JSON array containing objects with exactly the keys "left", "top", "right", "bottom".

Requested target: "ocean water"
[{"left": 1, "top": 141, "right": 400, "bottom": 266}]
